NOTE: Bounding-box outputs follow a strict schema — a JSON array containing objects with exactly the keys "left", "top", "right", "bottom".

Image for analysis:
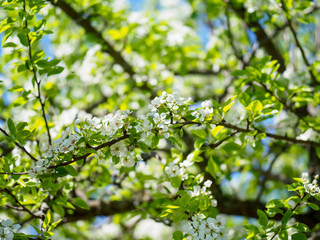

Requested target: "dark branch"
[
  {"left": 3, "top": 188, "right": 42, "bottom": 219},
  {"left": 216, "top": 122, "right": 320, "bottom": 147},
  {"left": 62, "top": 199, "right": 136, "bottom": 224},
  {"left": 280, "top": 0, "right": 318, "bottom": 85},
  {"left": 48, "top": 133, "right": 129, "bottom": 169},
  {"left": 47, "top": 0, "right": 135, "bottom": 77},
  {"left": 229, "top": 1, "right": 286, "bottom": 73},
  {"left": 256, "top": 151, "right": 284, "bottom": 202},
  {"left": 0, "top": 127, "right": 38, "bottom": 162},
  {"left": 23, "top": 0, "right": 52, "bottom": 145}
]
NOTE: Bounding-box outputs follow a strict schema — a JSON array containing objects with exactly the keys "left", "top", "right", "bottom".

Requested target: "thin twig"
[
  {"left": 257, "top": 81, "right": 320, "bottom": 134},
  {"left": 0, "top": 172, "right": 29, "bottom": 175},
  {"left": 23, "top": 0, "right": 52, "bottom": 145},
  {"left": 256, "top": 150, "right": 284, "bottom": 202},
  {"left": 270, "top": 193, "right": 307, "bottom": 240},
  {"left": 280, "top": 0, "right": 318, "bottom": 85},
  {"left": 225, "top": 6, "right": 245, "bottom": 65},
  {"left": 178, "top": 120, "right": 320, "bottom": 147},
  {"left": 48, "top": 133, "right": 129, "bottom": 169},
  {"left": 47, "top": 0, "right": 134, "bottom": 77},
  {"left": 3, "top": 188, "right": 42, "bottom": 219},
  {"left": 0, "top": 127, "right": 38, "bottom": 162},
  {"left": 209, "top": 131, "right": 238, "bottom": 148}
]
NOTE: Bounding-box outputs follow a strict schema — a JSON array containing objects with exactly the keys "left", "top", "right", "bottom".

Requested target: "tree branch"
[
  {"left": 209, "top": 131, "right": 238, "bottom": 148},
  {"left": 256, "top": 151, "right": 284, "bottom": 202},
  {"left": 229, "top": 1, "right": 286, "bottom": 73},
  {"left": 3, "top": 188, "right": 42, "bottom": 219},
  {"left": 48, "top": 133, "right": 129, "bottom": 169},
  {"left": 47, "top": 0, "right": 134, "bottom": 77},
  {"left": 225, "top": 6, "right": 245, "bottom": 65},
  {"left": 23, "top": 0, "right": 52, "bottom": 145},
  {"left": 0, "top": 127, "right": 38, "bottom": 162},
  {"left": 280, "top": 0, "right": 318, "bottom": 85},
  {"left": 255, "top": 81, "right": 320, "bottom": 134},
  {"left": 61, "top": 198, "right": 136, "bottom": 224},
  {"left": 179, "top": 120, "right": 320, "bottom": 147},
  {"left": 216, "top": 122, "right": 320, "bottom": 147}
]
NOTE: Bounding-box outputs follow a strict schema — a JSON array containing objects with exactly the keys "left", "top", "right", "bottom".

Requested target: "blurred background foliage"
[{"left": 0, "top": 0, "right": 320, "bottom": 239}]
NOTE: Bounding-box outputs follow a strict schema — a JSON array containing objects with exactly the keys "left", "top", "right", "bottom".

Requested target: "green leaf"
[
  {"left": 26, "top": 181, "right": 37, "bottom": 187},
  {"left": 307, "top": 202, "right": 319, "bottom": 211},
  {"left": 281, "top": 211, "right": 293, "bottom": 226},
  {"left": 246, "top": 100, "right": 263, "bottom": 120},
  {"left": 16, "top": 122, "right": 28, "bottom": 131},
  {"left": 17, "top": 64, "right": 28, "bottom": 72},
  {"left": 266, "top": 199, "right": 284, "bottom": 209},
  {"left": 52, "top": 204, "right": 65, "bottom": 217},
  {"left": 243, "top": 224, "right": 260, "bottom": 234},
  {"left": 2, "top": 28, "right": 14, "bottom": 45},
  {"left": 172, "top": 231, "right": 183, "bottom": 240},
  {"left": 151, "top": 135, "right": 159, "bottom": 148},
  {"left": 50, "top": 218, "right": 63, "bottom": 230},
  {"left": 191, "top": 129, "right": 207, "bottom": 139},
  {"left": 194, "top": 138, "right": 205, "bottom": 149},
  {"left": 47, "top": 66, "right": 64, "bottom": 76},
  {"left": 65, "top": 165, "right": 78, "bottom": 176},
  {"left": 12, "top": 96, "right": 29, "bottom": 107},
  {"left": 188, "top": 198, "right": 199, "bottom": 212},
  {"left": 292, "top": 222, "right": 310, "bottom": 233},
  {"left": 199, "top": 195, "right": 210, "bottom": 211},
  {"left": 31, "top": 224, "right": 41, "bottom": 235},
  {"left": 137, "top": 141, "right": 149, "bottom": 153},
  {"left": 222, "top": 142, "right": 242, "bottom": 153},
  {"left": 34, "top": 19, "right": 46, "bottom": 32},
  {"left": 0, "top": 23, "right": 12, "bottom": 34},
  {"left": 17, "top": 32, "right": 28, "bottom": 47},
  {"left": 257, "top": 209, "right": 268, "bottom": 227},
  {"left": 2, "top": 42, "right": 18, "bottom": 48},
  {"left": 278, "top": 230, "right": 288, "bottom": 240},
  {"left": 231, "top": 69, "right": 246, "bottom": 76},
  {"left": 211, "top": 125, "right": 224, "bottom": 137},
  {"left": 239, "top": 92, "right": 251, "bottom": 107},
  {"left": 170, "top": 176, "right": 181, "bottom": 189},
  {"left": 73, "top": 198, "right": 90, "bottom": 210},
  {"left": 55, "top": 166, "right": 69, "bottom": 177},
  {"left": 207, "top": 157, "right": 219, "bottom": 179},
  {"left": 7, "top": 118, "right": 16, "bottom": 135},
  {"left": 43, "top": 210, "right": 52, "bottom": 229},
  {"left": 292, "top": 233, "right": 307, "bottom": 240},
  {"left": 223, "top": 96, "right": 237, "bottom": 113}
]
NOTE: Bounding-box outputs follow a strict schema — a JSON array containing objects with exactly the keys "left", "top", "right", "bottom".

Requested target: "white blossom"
[
  {"left": 0, "top": 218, "right": 20, "bottom": 240},
  {"left": 301, "top": 172, "right": 320, "bottom": 196},
  {"left": 192, "top": 100, "right": 213, "bottom": 121},
  {"left": 204, "top": 180, "right": 212, "bottom": 188},
  {"left": 186, "top": 215, "right": 225, "bottom": 240}
]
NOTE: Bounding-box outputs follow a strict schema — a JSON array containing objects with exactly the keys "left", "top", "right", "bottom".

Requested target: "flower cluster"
[
  {"left": 45, "top": 127, "right": 81, "bottom": 159},
  {"left": 147, "top": 92, "right": 191, "bottom": 138},
  {"left": 28, "top": 158, "right": 51, "bottom": 178},
  {"left": 188, "top": 180, "right": 217, "bottom": 207},
  {"left": 84, "top": 110, "right": 131, "bottom": 138},
  {"left": 0, "top": 219, "right": 20, "bottom": 240},
  {"left": 153, "top": 112, "right": 171, "bottom": 138},
  {"left": 135, "top": 116, "right": 153, "bottom": 138},
  {"left": 148, "top": 91, "right": 190, "bottom": 112},
  {"left": 25, "top": 92, "right": 213, "bottom": 176},
  {"left": 192, "top": 100, "right": 213, "bottom": 121},
  {"left": 301, "top": 172, "right": 320, "bottom": 196},
  {"left": 101, "top": 110, "right": 131, "bottom": 137},
  {"left": 110, "top": 141, "right": 143, "bottom": 167},
  {"left": 187, "top": 214, "right": 226, "bottom": 240},
  {"left": 165, "top": 159, "right": 193, "bottom": 181}
]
